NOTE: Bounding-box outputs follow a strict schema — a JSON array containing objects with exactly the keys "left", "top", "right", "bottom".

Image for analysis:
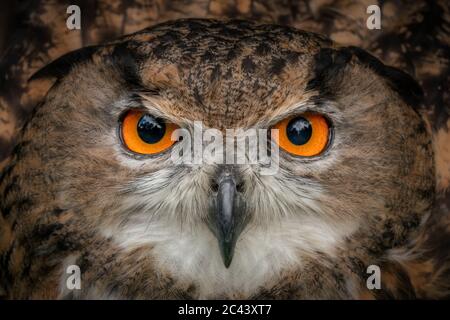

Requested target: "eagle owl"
[{"left": 0, "top": 18, "right": 438, "bottom": 299}]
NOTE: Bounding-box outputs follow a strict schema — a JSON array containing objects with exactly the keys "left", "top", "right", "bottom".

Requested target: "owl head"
[{"left": 2, "top": 19, "right": 434, "bottom": 297}]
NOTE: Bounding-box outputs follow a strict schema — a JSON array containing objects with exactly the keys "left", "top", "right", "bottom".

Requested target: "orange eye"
[
  {"left": 121, "top": 110, "right": 179, "bottom": 155},
  {"left": 272, "top": 113, "right": 330, "bottom": 157}
]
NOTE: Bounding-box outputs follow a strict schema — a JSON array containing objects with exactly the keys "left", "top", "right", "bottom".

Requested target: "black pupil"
[
  {"left": 286, "top": 117, "right": 312, "bottom": 145},
  {"left": 137, "top": 114, "right": 166, "bottom": 144}
]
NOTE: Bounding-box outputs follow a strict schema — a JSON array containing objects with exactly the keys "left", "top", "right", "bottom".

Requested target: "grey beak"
[{"left": 208, "top": 166, "right": 248, "bottom": 268}]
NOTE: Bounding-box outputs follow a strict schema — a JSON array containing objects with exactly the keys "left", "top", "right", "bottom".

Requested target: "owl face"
[{"left": 2, "top": 19, "right": 434, "bottom": 298}]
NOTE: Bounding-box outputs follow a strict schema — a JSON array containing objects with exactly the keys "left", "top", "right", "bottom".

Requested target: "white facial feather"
[{"left": 102, "top": 160, "right": 358, "bottom": 298}]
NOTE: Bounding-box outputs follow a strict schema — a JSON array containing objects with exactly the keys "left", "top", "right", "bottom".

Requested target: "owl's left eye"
[
  {"left": 120, "top": 110, "right": 179, "bottom": 155},
  {"left": 272, "top": 113, "right": 330, "bottom": 157}
]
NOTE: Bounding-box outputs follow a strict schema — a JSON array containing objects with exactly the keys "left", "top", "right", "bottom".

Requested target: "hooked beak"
[{"left": 208, "top": 166, "right": 248, "bottom": 268}]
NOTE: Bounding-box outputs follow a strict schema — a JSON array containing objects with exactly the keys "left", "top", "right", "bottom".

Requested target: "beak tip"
[
  {"left": 220, "top": 241, "right": 235, "bottom": 268},
  {"left": 223, "top": 256, "right": 233, "bottom": 268}
]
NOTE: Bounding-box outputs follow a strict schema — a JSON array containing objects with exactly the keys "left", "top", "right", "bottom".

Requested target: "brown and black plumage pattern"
[{"left": 0, "top": 1, "right": 448, "bottom": 299}]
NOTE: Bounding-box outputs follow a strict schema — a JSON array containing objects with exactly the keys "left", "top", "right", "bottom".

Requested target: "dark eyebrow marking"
[
  {"left": 269, "top": 57, "right": 287, "bottom": 75},
  {"left": 108, "top": 41, "right": 145, "bottom": 88},
  {"left": 241, "top": 56, "right": 256, "bottom": 73},
  {"left": 305, "top": 47, "right": 352, "bottom": 94}
]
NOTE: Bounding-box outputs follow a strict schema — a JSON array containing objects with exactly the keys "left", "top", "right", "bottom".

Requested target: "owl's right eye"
[{"left": 120, "top": 110, "right": 179, "bottom": 155}]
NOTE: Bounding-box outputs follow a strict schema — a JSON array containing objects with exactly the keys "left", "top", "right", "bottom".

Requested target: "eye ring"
[
  {"left": 120, "top": 110, "right": 179, "bottom": 155},
  {"left": 272, "top": 113, "right": 331, "bottom": 157}
]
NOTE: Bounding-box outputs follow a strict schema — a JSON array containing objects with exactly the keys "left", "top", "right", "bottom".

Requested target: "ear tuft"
[
  {"left": 347, "top": 46, "right": 424, "bottom": 110},
  {"left": 307, "top": 46, "right": 424, "bottom": 110},
  {"left": 29, "top": 46, "right": 99, "bottom": 82}
]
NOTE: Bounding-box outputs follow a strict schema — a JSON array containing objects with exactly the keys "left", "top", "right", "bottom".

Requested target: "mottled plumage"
[
  {"left": 0, "top": 1, "right": 449, "bottom": 299},
  {"left": 0, "top": 18, "right": 436, "bottom": 299}
]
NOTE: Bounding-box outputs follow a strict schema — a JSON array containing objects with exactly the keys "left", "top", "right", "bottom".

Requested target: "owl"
[{"left": 0, "top": 18, "right": 437, "bottom": 299}]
